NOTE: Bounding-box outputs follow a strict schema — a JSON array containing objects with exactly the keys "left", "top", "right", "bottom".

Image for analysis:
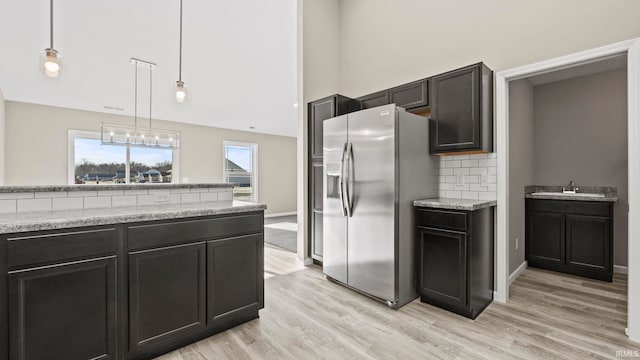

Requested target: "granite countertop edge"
[
  {"left": 524, "top": 193, "right": 618, "bottom": 203},
  {"left": 0, "top": 183, "right": 235, "bottom": 193},
  {"left": 413, "top": 198, "right": 497, "bottom": 211},
  {"left": 0, "top": 201, "right": 266, "bottom": 234}
]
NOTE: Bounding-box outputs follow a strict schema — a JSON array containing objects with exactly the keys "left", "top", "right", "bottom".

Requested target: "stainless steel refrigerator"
[{"left": 323, "top": 104, "right": 439, "bottom": 308}]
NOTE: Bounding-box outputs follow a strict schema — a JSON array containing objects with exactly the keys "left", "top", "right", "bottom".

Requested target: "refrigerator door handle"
[
  {"left": 345, "top": 142, "right": 354, "bottom": 217},
  {"left": 338, "top": 142, "right": 348, "bottom": 217}
]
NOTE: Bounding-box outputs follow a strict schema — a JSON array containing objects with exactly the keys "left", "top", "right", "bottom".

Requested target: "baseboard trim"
[
  {"left": 509, "top": 261, "right": 528, "bottom": 285},
  {"left": 264, "top": 211, "right": 297, "bottom": 218},
  {"left": 614, "top": 265, "right": 629, "bottom": 274}
]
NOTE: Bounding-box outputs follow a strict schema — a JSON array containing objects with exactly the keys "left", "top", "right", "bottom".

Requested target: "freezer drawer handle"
[{"left": 339, "top": 142, "right": 348, "bottom": 216}]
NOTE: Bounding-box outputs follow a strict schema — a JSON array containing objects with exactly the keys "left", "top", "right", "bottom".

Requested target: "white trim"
[
  {"left": 509, "top": 261, "right": 528, "bottom": 285},
  {"left": 615, "top": 265, "right": 629, "bottom": 275},
  {"left": 627, "top": 39, "right": 640, "bottom": 343},
  {"left": 223, "top": 140, "right": 259, "bottom": 201},
  {"left": 495, "top": 73, "right": 509, "bottom": 303},
  {"left": 496, "top": 37, "right": 640, "bottom": 343},
  {"left": 264, "top": 211, "right": 297, "bottom": 218}
]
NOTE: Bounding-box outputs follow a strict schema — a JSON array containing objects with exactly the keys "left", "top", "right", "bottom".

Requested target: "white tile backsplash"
[
  {"left": 0, "top": 200, "right": 17, "bottom": 214},
  {"left": 438, "top": 153, "right": 497, "bottom": 200},
  {"left": 0, "top": 186, "right": 235, "bottom": 215},
  {"left": 84, "top": 196, "right": 112, "bottom": 209},
  {"left": 17, "top": 199, "right": 52, "bottom": 212},
  {"left": 53, "top": 197, "right": 84, "bottom": 211}
]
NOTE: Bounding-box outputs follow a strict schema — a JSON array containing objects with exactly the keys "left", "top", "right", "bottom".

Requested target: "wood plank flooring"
[{"left": 156, "top": 246, "right": 639, "bottom": 359}]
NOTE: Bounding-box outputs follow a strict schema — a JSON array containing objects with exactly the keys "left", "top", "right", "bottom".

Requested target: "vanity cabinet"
[
  {"left": 4, "top": 227, "right": 119, "bottom": 360},
  {"left": 430, "top": 63, "right": 493, "bottom": 154},
  {"left": 415, "top": 206, "right": 494, "bottom": 319},
  {"left": 526, "top": 199, "right": 613, "bottom": 281}
]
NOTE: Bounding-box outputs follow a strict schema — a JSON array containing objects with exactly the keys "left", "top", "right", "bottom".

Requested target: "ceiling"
[{"left": 0, "top": 0, "right": 298, "bottom": 137}]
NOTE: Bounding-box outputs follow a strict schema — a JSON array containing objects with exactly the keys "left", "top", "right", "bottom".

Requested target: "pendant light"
[
  {"left": 175, "top": 0, "right": 187, "bottom": 102},
  {"left": 42, "top": 0, "right": 61, "bottom": 77},
  {"left": 101, "top": 58, "right": 181, "bottom": 149}
]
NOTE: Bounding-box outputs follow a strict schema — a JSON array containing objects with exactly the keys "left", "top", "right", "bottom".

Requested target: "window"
[
  {"left": 68, "top": 130, "right": 178, "bottom": 184},
  {"left": 223, "top": 141, "right": 257, "bottom": 201}
]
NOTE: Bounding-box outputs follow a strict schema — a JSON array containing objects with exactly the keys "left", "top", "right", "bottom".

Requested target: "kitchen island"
[{"left": 0, "top": 184, "right": 266, "bottom": 360}]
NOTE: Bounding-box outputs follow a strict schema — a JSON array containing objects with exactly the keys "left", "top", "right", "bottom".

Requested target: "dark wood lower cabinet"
[
  {"left": 8, "top": 257, "right": 117, "bottom": 360},
  {"left": 208, "top": 234, "right": 264, "bottom": 326},
  {"left": 128, "top": 242, "right": 207, "bottom": 355},
  {"left": 416, "top": 206, "right": 494, "bottom": 319},
  {"left": 526, "top": 199, "right": 613, "bottom": 281},
  {"left": 0, "top": 211, "right": 264, "bottom": 360}
]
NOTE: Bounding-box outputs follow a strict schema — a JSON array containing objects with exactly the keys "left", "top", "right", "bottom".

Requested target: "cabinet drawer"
[
  {"left": 416, "top": 209, "right": 467, "bottom": 232},
  {"left": 6, "top": 227, "right": 118, "bottom": 270},
  {"left": 526, "top": 199, "right": 610, "bottom": 217},
  {"left": 127, "top": 213, "right": 263, "bottom": 251}
]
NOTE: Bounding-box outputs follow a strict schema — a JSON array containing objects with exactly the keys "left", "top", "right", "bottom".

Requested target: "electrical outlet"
[{"left": 515, "top": 237, "right": 519, "bottom": 250}]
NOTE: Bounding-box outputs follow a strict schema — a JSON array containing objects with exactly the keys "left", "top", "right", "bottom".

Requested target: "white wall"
[
  {"left": 533, "top": 69, "right": 628, "bottom": 267},
  {"left": 0, "top": 89, "right": 4, "bottom": 185},
  {"left": 336, "top": 0, "right": 640, "bottom": 97},
  {"left": 4, "top": 101, "right": 297, "bottom": 215},
  {"left": 299, "top": 0, "right": 342, "bottom": 261},
  {"left": 508, "top": 79, "right": 535, "bottom": 274}
]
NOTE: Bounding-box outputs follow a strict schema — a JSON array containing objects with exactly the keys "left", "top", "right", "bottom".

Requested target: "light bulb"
[
  {"left": 175, "top": 81, "right": 186, "bottom": 103},
  {"left": 43, "top": 49, "right": 60, "bottom": 78}
]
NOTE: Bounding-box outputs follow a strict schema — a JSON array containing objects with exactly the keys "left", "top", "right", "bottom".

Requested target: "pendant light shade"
[
  {"left": 175, "top": 80, "right": 187, "bottom": 103},
  {"left": 175, "top": 0, "right": 187, "bottom": 102},
  {"left": 42, "top": 0, "right": 61, "bottom": 78}
]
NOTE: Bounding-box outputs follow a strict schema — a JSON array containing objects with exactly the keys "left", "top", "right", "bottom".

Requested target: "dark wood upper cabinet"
[
  {"left": 308, "top": 94, "right": 359, "bottom": 160},
  {"left": 430, "top": 63, "right": 493, "bottom": 154},
  {"left": 389, "top": 79, "right": 429, "bottom": 110},
  {"left": 358, "top": 90, "right": 390, "bottom": 110}
]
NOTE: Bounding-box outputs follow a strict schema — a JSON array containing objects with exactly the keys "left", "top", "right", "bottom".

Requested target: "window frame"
[
  {"left": 68, "top": 129, "right": 180, "bottom": 185},
  {"left": 222, "top": 140, "right": 258, "bottom": 201}
]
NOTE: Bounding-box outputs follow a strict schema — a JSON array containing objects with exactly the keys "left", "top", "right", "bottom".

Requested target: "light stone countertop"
[
  {"left": 413, "top": 198, "right": 497, "bottom": 211},
  {"left": 0, "top": 200, "right": 266, "bottom": 234},
  {"left": 0, "top": 183, "right": 234, "bottom": 193},
  {"left": 524, "top": 185, "right": 618, "bottom": 203}
]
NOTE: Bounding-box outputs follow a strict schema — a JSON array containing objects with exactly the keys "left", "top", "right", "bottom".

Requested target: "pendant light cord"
[
  {"left": 178, "top": 0, "right": 183, "bottom": 81},
  {"left": 134, "top": 65, "right": 138, "bottom": 128},
  {"left": 149, "top": 68, "right": 153, "bottom": 129},
  {"left": 50, "top": 0, "right": 54, "bottom": 49}
]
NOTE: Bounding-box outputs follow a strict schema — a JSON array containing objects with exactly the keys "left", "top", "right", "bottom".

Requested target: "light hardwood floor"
[{"left": 157, "top": 245, "right": 639, "bottom": 359}]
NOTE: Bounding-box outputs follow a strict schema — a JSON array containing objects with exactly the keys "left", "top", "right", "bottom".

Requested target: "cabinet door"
[
  {"left": 389, "top": 79, "right": 429, "bottom": 109},
  {"left": 430, "top": 64, "right": 480, "bottom": 153},
  {"left": 526, "top": 212, "right": 564, "bottom": 264},
  {"left": 418, "top": 227, "right": 467, "bottom": 309},
  {"left": 310, "top": 161, "right": 323, "bottom": 260},
  {"left": 309, "top": 96, "right": 337, "bottom": 159},
  {"left": 128, "top": 242, "right": 206, "bottom": 353},
  {"left": 207, "top": 234, "right": 264, "bottom": 326},
  {"left": 358, "top": 90, "right": 390, "bottom": 109},
  {"left": 9, "top": 257, "right": 117, "bottom": 360},
  {"left": 566, "top": 215, "right": 611, "bottom": 272}
]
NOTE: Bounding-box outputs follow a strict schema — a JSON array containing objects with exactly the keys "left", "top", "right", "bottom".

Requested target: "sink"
[{"left": 531, "top": 191, "right": 605, "bottom": 198}]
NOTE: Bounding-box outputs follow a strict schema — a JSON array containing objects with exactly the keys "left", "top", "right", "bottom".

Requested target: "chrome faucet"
[{"left": 563, "top": 180, "right": 578, "bottom": 193}]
